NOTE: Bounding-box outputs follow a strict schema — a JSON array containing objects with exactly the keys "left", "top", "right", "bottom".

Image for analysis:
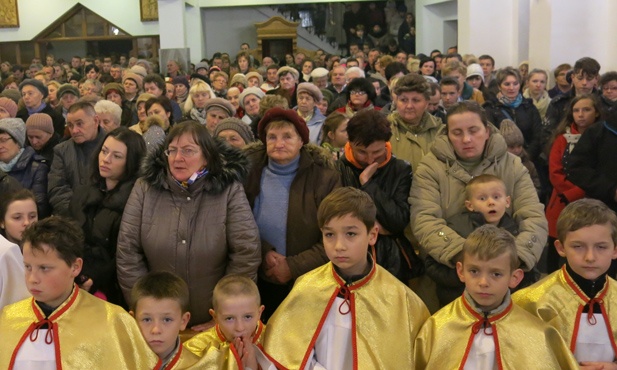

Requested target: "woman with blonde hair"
[
  {"left": 46, "top": 81, "right": 61, "bottom": 109},
  {"left": 183, "top": 80, "right": 214, "bottom": 125}
]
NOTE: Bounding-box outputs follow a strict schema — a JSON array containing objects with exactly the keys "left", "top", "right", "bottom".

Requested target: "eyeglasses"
[
  {"left": 0, "top": 137, "right": 14, "bottom": 144},
  {"left": 350, "top": 90, "right": 367, "bottom": 96},
  {"left": 164, "top": 148, "right": 201, "bottom": 158}
]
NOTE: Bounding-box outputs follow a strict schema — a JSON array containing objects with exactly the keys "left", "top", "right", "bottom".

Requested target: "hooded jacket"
[
  {"left": 7, "top": 146, "right": 50, "bottom": 217},
  {"left": 116, "top": 140, "right": 261, "bottom": 325},
  {"left": 243, "top": 142, "right": 341, "bottom": 279},
  {"left": 409, "top": 125, "right": 547, "bottom": 271}
]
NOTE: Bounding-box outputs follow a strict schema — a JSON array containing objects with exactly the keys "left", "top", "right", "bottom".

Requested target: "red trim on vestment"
[
  {"left": 562, "top": 266, "right": 616, "bottom": 354},
  {"left": 252, "top": 321, "right": 264, "bottom": 344},
  {"left": 350, "top": 293, "right": 358, "bottom": 370},
  {"left": 256, "top": 343, "right": 287, "bottom": 370},
  {"left": 215, "top": 324, "right": 227, "bottom": 342},
  {"left": 298, "top": 263, "right": 376, "bottom": 369},
  {"left": 459, "top": 295, "right": 511, "bottom": 370},
  {"left": 8, "top": 286, "right": 80, "bottom": 370},
  {"left": 230, "top": 342, "right": 243, "bottom": 370},
  {"left": 163, "top": 344, "right": 183, "bottom": 370}
]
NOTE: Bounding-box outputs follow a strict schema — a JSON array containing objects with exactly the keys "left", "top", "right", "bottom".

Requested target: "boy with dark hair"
[
  {"left": 184, "top": 274, "right": 272, "bottom": 370},
  {"left": 338, "top": 109, "right": 421, "bottom": 281},
  {"left": 131, "top": 271, "right": 201, "bottom": 369},
  {"left": 440, "top": 76, "right": 462, "bottom": 109},
  {"left": 478, "top": 54, "right": 496, "bottom": 86},
  {"left": 514, "top": 199, "right": 617, "bottom": 368},
  {"left": 415, "top": 225, "right": 579, "bottom": 369},
  {"left": 264, "top": 187, "right": 429, "bottom": 369},
  {"left": 0, "top": 216, "right": 158, "bottom": 369}
]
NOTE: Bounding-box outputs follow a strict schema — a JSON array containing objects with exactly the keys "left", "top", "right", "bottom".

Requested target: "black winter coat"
[
  {"left": 32, "top": 133, "right": 61, "bottom": 166},
  {"left": 483, "top": 98, "right": 543, "bottom": 161},
  {"left": 567, "top": 118, "right": 617, "bottom": 212},
  {"left": 337, "top": 154, "right": 422, "bottom": 281},
  {"left": 69, "top": 180, "right": 136, "bottom": 307},
  {"left": 0, "top": 169, "right": 22, "bottom": 194},
  {"left": 7, "top": 147, "right": 50, "bottom": 217}
]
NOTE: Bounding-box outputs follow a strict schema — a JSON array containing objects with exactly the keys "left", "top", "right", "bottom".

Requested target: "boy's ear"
[
  {"left": 129, "top": 310, "right": 135, "bottom": 318},
  {"left": 456, "top": 261, "right": 465, "bottom": 283},
  {"left": 179, "top": 311, "right": 191, "bottom": 331},
  {"left": 257, "top": 305, "right": 265, "bottom": 321},
  {"left": 554, "top": 239, "right": 567, "bottom": 258},
  {"left": 505, "top": 196, "right": 511, "bottom": 209},
  {"left": 508, "top": 268, "right": 524, "bottom": 289},
  {"left": 368, "top": 224, "right": 379, "bottom": 246},
  {"left": 208, "top": 308, "right": 216, "bottom": 322},
  {"left": 464, "top": 200, "right": 474, "bottom": 212},
  {"left": 71, "top": 258, "right": 83, "bottom": 278}
]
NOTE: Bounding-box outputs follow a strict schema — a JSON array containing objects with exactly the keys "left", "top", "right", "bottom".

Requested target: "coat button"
[
  {"left": 187, "top": 196, "right": 191, "bottom": 200},
  {"left": 182, "top": 240, "right": 186, "bottom": 244},
  {"left": 438, "top": 231, "right": 445, "bottom": 237}
]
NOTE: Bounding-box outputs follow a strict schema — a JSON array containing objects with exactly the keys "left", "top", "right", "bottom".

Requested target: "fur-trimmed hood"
[{"left": 141, "top": 138, "right": 249, "bottom": 195}]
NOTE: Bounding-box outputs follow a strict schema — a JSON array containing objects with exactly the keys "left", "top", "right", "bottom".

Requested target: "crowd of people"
[{"left": 0, "top": 14, "right": 617, "bottom": 368}]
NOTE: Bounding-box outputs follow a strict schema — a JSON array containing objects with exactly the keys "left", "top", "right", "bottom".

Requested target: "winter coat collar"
[
  {"left": 243, "top": 141, "right": 337, "bottom": 172},
  {"left": 141, "top": 138, "right": 249, "bottom": 195},
  {"left": 430, "top": 123, "right": 507, "bottom": 165}
]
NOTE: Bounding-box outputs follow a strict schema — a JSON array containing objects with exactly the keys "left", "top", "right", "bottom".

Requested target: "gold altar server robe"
[
  {"left": 414, "top": 294, "right": 579, "bottom": 370},
  {"left": 183, "top": 321, "right": 265, "bottom": 369},
  {"left": 263, "top": 262, "right": 430, "bottom": 370},
  {"left": 163, "top": 343, "right": 203, "bottom": 370},
  {"left": 0, "top": 285, "right": 159, "bottom": 370},
  {"left": 513, "top": 265, "right": 617, "bottom": 355}
]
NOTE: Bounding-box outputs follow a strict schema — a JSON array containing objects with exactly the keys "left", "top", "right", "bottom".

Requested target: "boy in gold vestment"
[
  {"left": 184, "top": 274, "right": 273, "bottom": 370},
  {"left": 0, "top": 217, "right": 159, "bottom": 370},
  {"left": 415, "top": 224, "right": 578, "bottom": 370},
  {"left": 131, "top": 271, "right": 202, "bottom": 370},
  {"left": 264, "top": 187, "right": 429, "bottom": 369},
  {"left": 514, "top": 199, "right": 617, "bottom": 369}
]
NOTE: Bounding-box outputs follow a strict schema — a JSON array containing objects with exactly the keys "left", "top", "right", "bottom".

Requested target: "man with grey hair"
[{"left": 345, "top": 66, "right": 365, "bottom": 83}]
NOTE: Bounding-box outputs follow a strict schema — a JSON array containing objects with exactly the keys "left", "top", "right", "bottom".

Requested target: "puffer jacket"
[
  {"left": 389, "top": 110, "right": 444, "bottom": 173},
  {"left": 409, "top": 125, "right": 547, "bottom": 271},
  {"left": 243, "top": 143, "right": 341, "bottom": 279},
  {"left": 8, "top": 146, "right": 50, "bottom": 218},
  {"left": 483, "top": 97, "right": 544, "bottom": 161},
  {"left": 116, "top": 140, "right": 261, "bottom": 326},
  {"left": 0, "top": 169, "right": 21, "bottom": 194}
]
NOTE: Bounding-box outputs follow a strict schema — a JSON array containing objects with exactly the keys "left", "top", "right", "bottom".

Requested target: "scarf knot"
[{"left": 499, "top": 93, "right": 523, "bottom": 109}]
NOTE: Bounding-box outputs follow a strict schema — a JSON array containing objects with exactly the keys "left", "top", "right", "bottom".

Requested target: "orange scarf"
[{"left": 344, "top": 142, "right": 392, "bottom": 169}]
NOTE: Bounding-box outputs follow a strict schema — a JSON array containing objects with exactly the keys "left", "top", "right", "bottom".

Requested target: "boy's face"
[
  {"left": 507, "top": 145, "right": 523, "bottom": 156},
  {"left": 555, "top": 223, "right": 617, "bottom": 281},
  {"left": 322, "top": 213, "right": 378, "bottom": 276},
  {"left": 23, "top": 242, "right": 82, "bottom": 308},
  {"left": 465, "top": 182, "right": 511, "bottom": 225},
  {"left": 134, "top": 297, "right": 190, "bottom": 359},
  {"left": 209, "top": 295, "right": 264, "bottom": 342},
  {"left": 457, "top": 252, "right": 523, "bottom": 311}
]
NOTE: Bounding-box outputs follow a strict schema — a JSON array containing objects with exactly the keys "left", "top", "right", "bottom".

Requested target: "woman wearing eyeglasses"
[
  {"left": 117, "top": 120, "right": 261, "bottom": 331},
  {"left": 336, "top": 77, "right": 382, "bottom": 118}
]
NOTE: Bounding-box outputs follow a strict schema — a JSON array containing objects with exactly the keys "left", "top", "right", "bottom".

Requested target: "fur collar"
[{"left": 141, "top": 138, "right": 249, "bottom": 195}]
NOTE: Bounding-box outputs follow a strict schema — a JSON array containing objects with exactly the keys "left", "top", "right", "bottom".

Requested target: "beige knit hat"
[
  {"left": 297, "top": 82, "right": 323, "bottom": 102},
  {"left": 277, "top": 66, "right": 299, "bottom": 81},
  {"left": 0, "top": 97, "right": 18, "bottom": 118},
  {"left": 499, "top": 119, "right": 524, "bottom": 147},
  {"left": 26, "top": 113, "right": 54, "bottom": 135},
  {"left": 123, "top": 72, "right": 143, "bottom": 90},
  {"left": 245, "top": 71, "right": 264, "bottom": 86}
]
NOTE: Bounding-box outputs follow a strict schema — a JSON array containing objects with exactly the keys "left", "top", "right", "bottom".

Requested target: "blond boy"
[
  {"left": 514, "top": 199, "right": 617, "bottom": 369},
  {"left": 415, "top": 224, "right": 578, "bottom": 369},
  {"left": 0, "top": 217, "right": 158, "bottom": 369},
  {"left": 264, "top": 187, "right": 429, "bottom": 369},
  {"left": 131, "top": 271, "right": 201, "bottom": 369},
  {"left": 184, "top": 275, "right": 272, "bottom": 370}
]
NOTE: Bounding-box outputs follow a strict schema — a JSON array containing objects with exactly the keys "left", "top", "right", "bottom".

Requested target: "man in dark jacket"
[
  {"left": 47, "top": 101, "right": 105, "bottom": 216},
  {"left": 336, "top": 109, "right": 419, "bottom": 282}
]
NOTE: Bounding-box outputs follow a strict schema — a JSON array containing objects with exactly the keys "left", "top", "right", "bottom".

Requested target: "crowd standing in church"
[{"left": 1, "top": 2, "right": 617, "bottom": 367}]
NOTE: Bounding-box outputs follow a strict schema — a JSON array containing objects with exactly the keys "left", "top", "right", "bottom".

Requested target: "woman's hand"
[
  {"left": 79, "top": 278, "right": 94, "bottom": 292},
  {"left": 264, "top": 252, "right": 292, "bottom": 284},
  {"left": 191, "top": 319, "right": 216, "bottom": 332}
]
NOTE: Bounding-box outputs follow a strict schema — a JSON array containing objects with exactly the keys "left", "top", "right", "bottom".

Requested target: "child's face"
[
  {"left": 135, "top": 297, "right": 190, "bottom": 359},
  {"left": 210, "top": 295, "right": 264, "bottom": 341},
  {"left": 507, "top": 145, "right": 523, "bottom": 156},
  {"left": 555, "top": 223, "right": 617, "bottom": 281},
  {"left": 1, "top": 199, "right": 37, "bottom": 244},
  {"left": 465, "top": 182, "right": 511, "bottom": 226},
  {"left": 23, "top": 242, "right": 82, "bottom": 308},
  {"left": 322, "top": 213, "right": 378, "bottom": 276},
  {"left": 456, "top": 252, "right": 523, "bottom": 311}
]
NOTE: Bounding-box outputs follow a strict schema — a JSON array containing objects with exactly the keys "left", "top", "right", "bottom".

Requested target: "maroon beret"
[{"left": 258, "top": 107, "right": 309, "bottom": 145}]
